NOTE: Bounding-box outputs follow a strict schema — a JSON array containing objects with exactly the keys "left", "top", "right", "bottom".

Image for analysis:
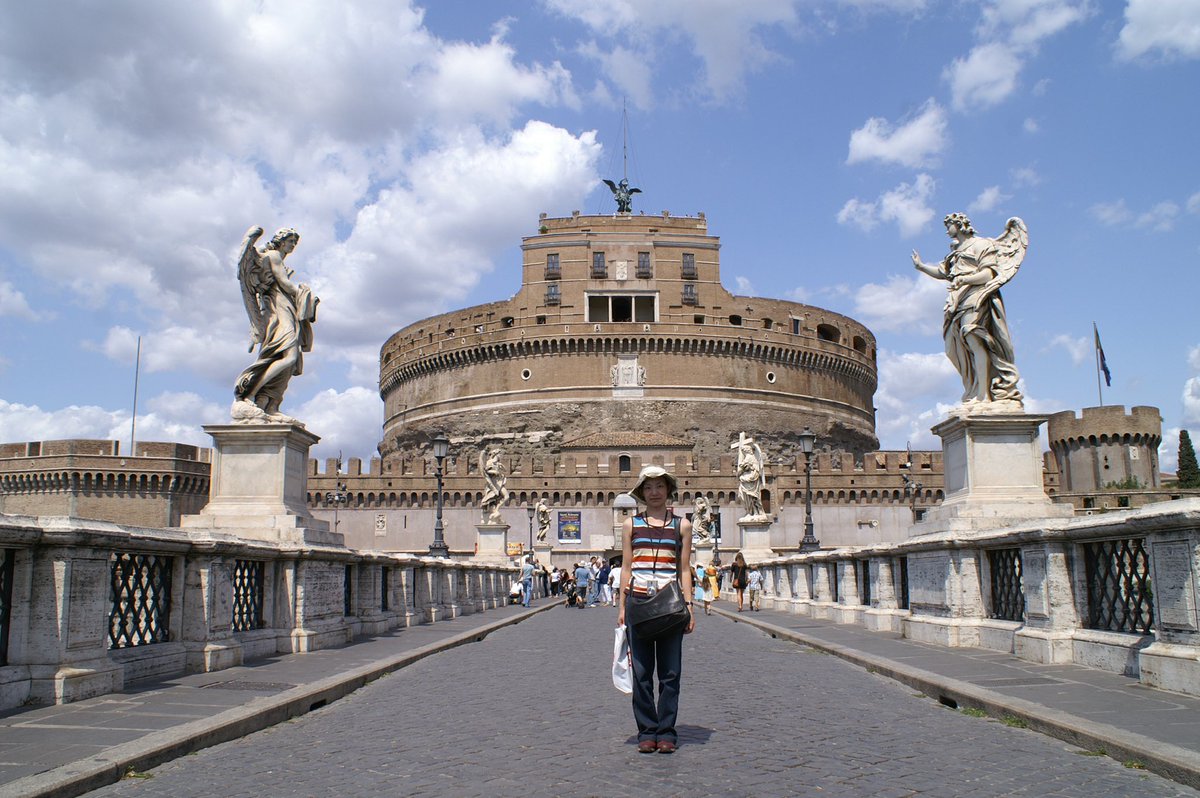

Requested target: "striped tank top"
[{"left": 629, "top": 514, "right": 681, "bottom": 596}]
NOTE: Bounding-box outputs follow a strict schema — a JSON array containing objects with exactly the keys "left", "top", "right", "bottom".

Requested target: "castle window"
[
  {"left": 762, "top": 318, "right": 773, "bottom": 330},
  {"left": 618, "top": 455, "right": 632, "bottom": 473},
  {"left": 26, "top": 442, "right": 41, "bottom": 457},
  {"left": 852, "top": 335, "right": 867, "bottom": 354},
  {"left": 791, "top": 317, "right": 802, "bottom": 335},
  {"left": 817, "top": 323, "right": 840, "bottom": 344},
  {"left": 536, "top": 315, "right": 547, "bottom": 325},
  {"left": 694, "top": 314, "right": 705, "bottom": 324},
  {"left": 729, "top": 314, "right": 742, "bottom": 326},
  {"left": 545, "top": 253, "right": 560, "bottom": 279},
  {"left": 586, "top": 294, "right": 657, "bottom": 323},
  {"left": 682, "top": 253, "right": 696, "bottom": 279},
  {"left": 682, "top": 283, "right": 697, "bottom": 305},
  {"left": 502, "top": 316, "right": 514, "bottom": 328},
  {"left": 637, "top": 251, "right": 652, "bottom": 278},
  {"left": 592, "top": 251, "right": 607, "bottom": 278},
  {"left": 545, "top": 284, "right": 560, "bottom": 305},
  {"left": 1083, "top": 497, "right": 1096, "bottom": 509}
]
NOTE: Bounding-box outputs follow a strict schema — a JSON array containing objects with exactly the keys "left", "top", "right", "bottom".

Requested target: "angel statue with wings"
[
  {"left": 232, "top": 226, "right": 320, "bottom": 424},
  {"left": 602, "top": 177, "right": 641, "bottom": 213},
  {"left": 732, "top": 432, "right": 768, "bottom": 521},
  {"left": 479, "top": 447, "right": 510, "bottom": 525},
  {"left": 913, "top": 213, "right": 1027, "bottom": 407}
]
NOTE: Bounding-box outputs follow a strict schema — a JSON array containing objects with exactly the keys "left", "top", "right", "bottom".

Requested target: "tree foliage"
[{"left": 1178, "top": 430, "right": 1200, "bottom": 488}]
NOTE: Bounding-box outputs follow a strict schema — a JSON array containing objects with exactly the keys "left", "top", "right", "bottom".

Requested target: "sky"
[{"left": 1, "top": 0, "right": 1198, "bottom": 471}]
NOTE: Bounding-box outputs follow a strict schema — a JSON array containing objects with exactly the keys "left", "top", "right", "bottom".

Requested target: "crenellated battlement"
[{"left": 1047, "top": 405, "right": 1162, "bottom": 447}]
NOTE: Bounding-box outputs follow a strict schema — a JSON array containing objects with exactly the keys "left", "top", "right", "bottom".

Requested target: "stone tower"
[{"left": 1046, "top": 405, "right": 1162, "bottom": 493}]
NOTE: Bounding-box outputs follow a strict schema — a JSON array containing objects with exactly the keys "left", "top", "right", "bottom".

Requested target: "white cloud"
[
  {"left": 1188, "top": 192, "right": 1200, "bottom": 214},
  {"left": 1183, "top": 377, "right": 1200, "bottom": 426},
  {"left": 1023, "top": 117, "right": 1040, "bottom": 133},
  {"left": 946, "top": 1, "right": 1090, "bottom": 110},
  {"left": 1160, "top": 427, "right": 1181, "bottom": 474},
  {"left": 734, "top": 275, "right": 755, "bottom": 295},
  {"left": 969, "top": 185, "right": 1010, "bottom": 213},
  {"left": 838, "top": 174, "right": 936, "bottom": 238},
  {"left": 1091, "top": 198, "right": 1183, "bottom": 232},
  {"left": 291, "top": 386, "right": 385, "bottom": 462},
  {"left": 836, "top": 198, "right": 881, "bottom": 232},
  {"left": 946, "top": 42, "right": 1023, "bottom": 110},
  {"left": 853, "top": 274, "right": 946, "bottom": 336},
  {"left": 1117, "top": 0, "right": 1200, "bottom": 61},
  {"left": 846, "top": 100, "right": 948, "bottom": 168},
  {"left": 873, "top": 350, "right": 959, "bottom": 449},
  {"left": 1044, "top": 333, "right": 1089, "bottom": 365},
  {"left": 1011, "top": 166, "right": 1042, "bottom": 187},
  {"left": 0, "top": 279, "right": 44, "bottom": 320},
  {"left": 1090, "top": 200, "right": 1133, "bottom": 226},
  {"left": 1135, "top": 201, "right": 1181, "bottom": 232},
  {"left": 1188, "top": 345, "right": 1200, "bottom": 372},
  {"left": 0, "top": 392, "right": 223, "bottom": 453},
  {"left": 544, "top": 0, "right": 800, "bottom": 101},
  {"left": 576, "top": 42, "right": 655, "bottom": 109}
]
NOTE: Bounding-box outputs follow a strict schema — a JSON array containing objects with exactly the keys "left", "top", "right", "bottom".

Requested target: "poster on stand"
[{"left": 558, "top": 511, "right": 582, "bottom": 543}]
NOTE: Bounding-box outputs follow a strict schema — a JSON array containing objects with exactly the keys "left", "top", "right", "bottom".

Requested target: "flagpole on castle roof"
[{"left": 1093, "top": 322, "right": 1104, "bottom": 407}]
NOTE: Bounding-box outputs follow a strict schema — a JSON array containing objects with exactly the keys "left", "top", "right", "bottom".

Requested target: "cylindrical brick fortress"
[
  {"left": 1046, "top": 405, "right": 1162, "bottom": 492},
  {"left": 378, "top": 212, "right": 878, "bottom": 462}
]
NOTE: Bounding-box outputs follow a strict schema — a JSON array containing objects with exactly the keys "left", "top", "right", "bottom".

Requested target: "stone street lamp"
[
  {"left": 799, "top": 427, "right": 820, "bottom": 551},
  {"left": 428, "top": 433, "right": 450, "bottom": 558}
]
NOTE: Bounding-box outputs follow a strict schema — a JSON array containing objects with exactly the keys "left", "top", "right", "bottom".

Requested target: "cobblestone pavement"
[{"left": 86, "top": 605, "right": 1197, "bottom": 798}]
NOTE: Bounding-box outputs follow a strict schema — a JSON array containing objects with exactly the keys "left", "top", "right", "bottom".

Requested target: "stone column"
[
  {"left": 1011, "top": 542, "right": 1078, "bottom": 664},
  {"left": 738, "top": 518, "right": 774, "bottom": 562},
  {"left": 789, "top": 561, "right": 813, "bottom": 615},
  {"left": 836, "top": 559, "right": 863, "bottom": 624},
  {"left": 1139, "top": 531, "right": 1200, "bottom": 696},
  {"left": 811, "top": 560, "right": 836, "bottom": 620},
  {"left": 181, "top": 554, "right": 243, "bottom": 672},
  {"left": 865, "top": 556, "right": 904, "bottom": 632},
  {"left": 25, "top": 544, "right": 124, "bottom": 704},
  {"left": 474, "top": 522, "right": 510, "bottom": 564},
  {"left": 903, "top": 549, "right": 986, "bottom": 647}
]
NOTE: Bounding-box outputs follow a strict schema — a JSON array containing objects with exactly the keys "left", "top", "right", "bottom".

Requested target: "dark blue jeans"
[{"left": 628, "top": 622, "right": 684, "bottom": 744}]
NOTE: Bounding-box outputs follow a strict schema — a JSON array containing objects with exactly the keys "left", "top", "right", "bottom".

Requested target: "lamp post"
[
  {"left": 902, "top": 473, "right": 923, "bottom": 523},
  {"left": 526, "top": 504, "right": 536, "bottom": 555},
  {"left": 324, "top": 451, "right": 349, "bottom": 532},
  {"left": 798, "top": 426, "right": 820, "bottom": 551},
  {"left": 428, "top": 433, "right": 450, "bottom": 558}
]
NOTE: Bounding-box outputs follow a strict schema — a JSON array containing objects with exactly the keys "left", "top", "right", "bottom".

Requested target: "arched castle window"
[
  {"left": 817, "top": 324, "right": 840, "bottom": 344},
  {"left": 618, "top": 455, "right": 631, "bottom": 473}
]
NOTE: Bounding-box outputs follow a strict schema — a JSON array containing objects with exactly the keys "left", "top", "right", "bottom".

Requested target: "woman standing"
[
  {"left": 617, "top": 465, "right": 695, "bottom": 754},
  {"left": 731, "top": 551, "right": 749, "bottom": 612},
  {"left": 694, "top": 561, "right": 709, "bottom": 615}
]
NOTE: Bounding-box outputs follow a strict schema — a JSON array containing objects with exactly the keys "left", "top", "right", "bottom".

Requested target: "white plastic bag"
[{"left": 612, "top": 625, "right": 633, "bottom": 694}]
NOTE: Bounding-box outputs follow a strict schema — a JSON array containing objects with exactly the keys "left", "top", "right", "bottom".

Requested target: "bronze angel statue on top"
[
  {"left": 913, "top": 213, "right": 1027, "bottom": 407},
  {"left": 602, "top": 178, "right": 641, "bottom": 213},
  {"left": 231, "top": 226, "right": 320, "bottom": 424}
]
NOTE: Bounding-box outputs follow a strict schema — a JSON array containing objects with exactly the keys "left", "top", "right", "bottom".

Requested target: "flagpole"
[
  {"left": 130, "top": 335, "right": 141, "bottom": 456},
  {"left": 1093, "top": 322, "right": 1103, "bottom": 407}
]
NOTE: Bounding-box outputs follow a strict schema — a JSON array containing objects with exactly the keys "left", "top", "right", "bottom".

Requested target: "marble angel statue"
[
  {"left": 733, "top": 433, "right": 768, "bottom": 521},
  {"left": 479, "top": 448, "right": 510, "bottom": 524},
  {"left": 535, "top": 498, "right": 551, "bottom": 542},
  {"left": 912, "top": 213, "right": 1026, "bottom": 407},
  {"left": 692, "top": 495, "right": 714, "bottom": 542},
  {"left": 232, "top": 226, "right": 320, "bottom": 423}
]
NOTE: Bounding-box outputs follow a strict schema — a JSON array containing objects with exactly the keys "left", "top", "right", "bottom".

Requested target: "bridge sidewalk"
[
  {"left": 714, "top": 603, "right": 1200, "bottom": 789},
  {"left": 0, "top": 601, "right": 559, "bottom": 798}
]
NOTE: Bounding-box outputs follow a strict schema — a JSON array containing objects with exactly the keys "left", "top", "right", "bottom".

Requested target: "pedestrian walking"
[
  {"left": 617, "top": 465, "right": 695, "bottom": 754},
  {"left": 597, "top": 559, "right": 613, "bottom": 606},
  {"left": 731, "top": 551, "right": 749, "bottom": 611},
  {"left": 539, "top": 562, "right": 550, "bottom": 598},
  {"left": 550, "top": 567, "right": 561, "bottom": 596},
  {"left": 608, "top": 560, "right": 622, "bottom": 607},
  {"left": 519, "top": 555, "right": 536, "bottom": 608},
  {"left": 747, "top": 564, "right": 763, "bottom": 611},
  {"left": 705, "top": 559, "right": 719, "bottom": 604}
]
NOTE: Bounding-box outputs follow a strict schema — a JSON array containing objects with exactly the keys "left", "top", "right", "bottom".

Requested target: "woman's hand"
[{"left": 684, "top": 609, "right": 696, "bottom": 634}]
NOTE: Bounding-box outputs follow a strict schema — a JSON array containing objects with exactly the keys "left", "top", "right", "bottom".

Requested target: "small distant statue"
[
  {"left": 732, "top": 432, "right": 768, "bottom": 521},
  {"left": 232, "top": 226, "right": 320, "bottom": 424},
  {"left": 602, "top": 178, "right": 641, "bottom": 213},
  {"left": 479, "top": 448, "right": 509, "bottom": 524},
  {"left": 535, "top": 498, "right": 551, "bottom": 542},
  {"left": 692, "top": 496, "right": 714, "bottom": 542},
  {"left": 913, "top": 213, "right": 1027, "bottom": 407}
]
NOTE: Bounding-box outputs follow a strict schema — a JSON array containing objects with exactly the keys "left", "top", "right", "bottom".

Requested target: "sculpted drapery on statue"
[
  {"left": 692, "top": 496, "right": 714, "bottom": 542},
  {"left": 479, "top": 448, "right": 509, "bottom": 524},
  {"left": 535, "top": 498, "right": 551, "bottom": 542},
  {"left": 732, "top": 432, "right": 768, "bottom": 521},
  {"left": 232, "top": 226, "right": 320, "bottom": 424},
  {"left": 913, "top": 213, "right": 1027, "bottom": 407}
]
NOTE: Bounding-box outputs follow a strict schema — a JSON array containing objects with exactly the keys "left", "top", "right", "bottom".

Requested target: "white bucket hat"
[{"left": 629, "top": 464, "right": 679, "bottom": 504}]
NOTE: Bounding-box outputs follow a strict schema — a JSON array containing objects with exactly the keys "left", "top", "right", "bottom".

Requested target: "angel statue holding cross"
[
  {"left": 231, "top": 226, "right": 320, "bottom": 424},
  {"left": 732, "top": 432, "right": 768, "bottom": 522}
]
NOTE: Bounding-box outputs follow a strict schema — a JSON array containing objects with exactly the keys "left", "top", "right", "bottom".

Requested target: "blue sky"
[{"left": 1, "top": 1, "right": 1198, "bottom": 469}]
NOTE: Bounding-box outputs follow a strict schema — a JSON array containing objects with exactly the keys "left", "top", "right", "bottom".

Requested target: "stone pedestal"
[
  {"left": 737, "top": 518, "right": 774, "bottom": 562},
  {"left": 474, "top": 522, "right": 510, "bottom": 564},
  {"left": 917, "top": 410, "right": 1073, "bottom": 532},
  {"left": 182, "top": 424, "right": 343, "bottom": 546}
]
